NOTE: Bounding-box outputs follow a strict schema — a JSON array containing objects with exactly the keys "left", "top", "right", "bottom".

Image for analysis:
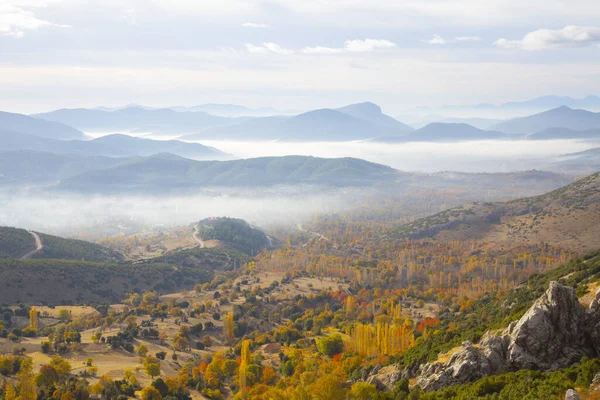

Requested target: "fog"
[
  {"left": 194, "top": 139, "right": 598, "bottom": 173},
  {"left": 0, "top": 188, "right": 352, "bottom": 239}
]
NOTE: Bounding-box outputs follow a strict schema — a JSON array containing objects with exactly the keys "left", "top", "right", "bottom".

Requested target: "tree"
[
  {"left": 312, "top": 375, "right": 346, "bottom": 400},
  {"left": 140, "top": 386, "right": 162, "bottom": 400},
  {"left": 173, "top": 336, "right": 189, "bottom": 351},
  {"left": 17, "top": 359, "right": 36, "bottom": 400},
  {"left": 4, "top": 383, "right": 16, "bottom": 400},
  {"left": 316, "top": 335, "right": 344, "bottom": 357},
  {"left": 349, "top": 382, "right": 378, "bottom": 400},
  {"left": 239, "top": 339, "right": 252, "bottom": 399},
  {"left": 145, "top": 363, "right": 161, "bottom": 379},
  {"left": 29, "top": 307, "right": 39, "bottom": 331},
  {"left": 223, "top": 312, "right": 234, "bottom": 345},
  {"left": 151, "top": 378, "right": 169, "bottom": 397},
  {"left": 57, "top": 309, "right": 70, "bottom": 322},
  {"left": 138, "top": 344, "right": 149, "bottom": 356}
]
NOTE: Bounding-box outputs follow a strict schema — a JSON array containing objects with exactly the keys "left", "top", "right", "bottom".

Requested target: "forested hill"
[
  {"left": 57, "top": 155, "right": 399, "bottom": 193},
  {"left": 0, "top": 227, "right": 36, "bottom": 258},
  {"left": 392, "top": 171, "right": 600, "bottom": 252},
  {"left": 196, "top": 217, "right": 270, "bottom": 255},
  {"left": 0, "top": 226, "right": 123, "bottom": 262}
]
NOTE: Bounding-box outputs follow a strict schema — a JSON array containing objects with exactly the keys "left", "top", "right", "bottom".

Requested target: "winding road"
[
  {"left": 192, "top": 225, "right": 205, "bottom": 248},
  {"left": 21, "top": 231, "right": 43, "bottom": 259}
]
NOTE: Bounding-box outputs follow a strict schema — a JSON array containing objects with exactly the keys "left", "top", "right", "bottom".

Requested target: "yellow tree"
[
  {"left": 17, "top": 359, "right": 36, "bottom": 400},
  {"left": 223, "top": 312, "right": 235, "bottom": 345},
  {"left": 29, "top": 307, "right": 39, "bottom": 331},
  {"left": 4, "top": 383, "right": 17, "bottom": 400},
  {"left": 239, "top": 339, "right": 252, "bottom": 399}
]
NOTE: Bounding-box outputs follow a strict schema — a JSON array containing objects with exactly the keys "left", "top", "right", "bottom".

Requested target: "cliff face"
[{"left": 416, "top": 282, "right": 600, "bottom": 391}]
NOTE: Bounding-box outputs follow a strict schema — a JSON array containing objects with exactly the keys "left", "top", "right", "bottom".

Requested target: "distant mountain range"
[
  {"left": 373, "top": 122, "right": 509, "bottom": 142},
  {"left": 491, "top": 106, "right": 600, "bottom": 134},
  {"left": 31, "top": 102, "right": 413, "bottom": 141},
  {"left": 406, "top": 95, "right": 600, "bottom": 119},
  {"left": 33, "top": 107, "right": 235, "bottom": 134},
  {"left": 94, "top": 103, "right": 298, "bottom": 117},
  {"left": 0, "top": 111, "right": 84, "bottom": 140},
  {"left": 0, "top": 132, "right": 225, "bottom": 159},
  {"left": 182, "top": 102, "right": 414, "bottom": 141}
]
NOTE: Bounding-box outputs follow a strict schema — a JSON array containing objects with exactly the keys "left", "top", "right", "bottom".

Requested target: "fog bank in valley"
[
  {"left": 195, "top": 139, "right": 598, "bottom": 173},
  {"left": 0, "top": 189, "right": 351, "bottom": 239}
]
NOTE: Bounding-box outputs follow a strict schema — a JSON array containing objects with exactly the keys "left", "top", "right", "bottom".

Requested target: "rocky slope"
[{"left": 415, "top": 281, "right": 600, "bottom": 391}]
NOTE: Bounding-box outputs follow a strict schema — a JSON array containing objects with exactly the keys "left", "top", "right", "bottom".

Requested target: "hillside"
[
  {"left": 335, "top": 102, "right": 414, "bottom": 133},
  {"left": 32, "top": 232, "right": 124, "bottom": 262},
  {"left": 0, "top": 132, "right": 225, "bottom": 159},
  {"left": 0, "top": 111, "right": 84, "bottom": 139},
  {"left": 196, "top": 217, "right": 270, "bottom": 255},
  {"left": 491, "top": 106, "right": 600, "bottom": 134},
  {"left": 392, "top": 172, "right": 600, "bottom": 252},
  {"left": 57, "top": 155, "right": 399, "bottom": 192},
  {"left": 0, "top": 259, "right": 210, "bottom": 304},
  {"left": 0, "top": 150, "right": 125, "bottom": 186},
  {"left": 0, "top": 227, "right": 36, "bottom": 258},
  {"left": 374, "top": 123, "right": 509, "bottom": 142},
  {"left": 0, "top": 226, "right": 123, "bottom": 262}
]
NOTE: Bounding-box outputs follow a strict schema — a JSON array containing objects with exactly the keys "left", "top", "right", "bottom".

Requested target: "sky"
[{"left": 1, "top": 0, "right": 600, "bottom": 114}]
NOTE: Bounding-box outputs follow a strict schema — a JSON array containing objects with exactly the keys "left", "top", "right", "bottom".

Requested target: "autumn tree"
[{"left": 29, "top": 307, "right": 38, "bottom": 331}]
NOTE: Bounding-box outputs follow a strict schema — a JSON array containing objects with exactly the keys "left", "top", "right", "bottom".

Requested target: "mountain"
[
  {"left": 0, "top": 150, "right": 125, "bottom": 186},
  {"left": 182, "top": 103, "right": 413, "bottom": 141},
  {"left": 32, "top": 106, "right": 235, "bottom": 133},
  {"left": 527, "top": 127, "right": 600, "bottom": 140},
  {"left": 392, "top": 172, "right": 600, "bottom": 252},
  {"left": 335, "top": 102, "right": 414, "bottom": 133},
  {"left": 374, "top": 123, "right": 509, "bottom": 142},
  {"left": 0, "top": 111, "right": 84, "bottom": 140},
  {"left": 491, "top": 106, "right": 600, "bottom": 134},
  {"left": 57, "top": 155, "right": 399, "bottom": 193},
  {"left": 0, "top": 132, "right": 225, "bottom": 159},
  {"left": 547, "top": 147, "right": 600, "bottom": 175}
]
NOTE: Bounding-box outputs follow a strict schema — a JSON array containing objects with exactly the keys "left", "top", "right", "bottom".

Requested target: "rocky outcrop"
[
  {"left": 366, "top": 365, "right": 402, "bottom": 391},
  {"left": 416, "top": 282, "right": 600, "bottom": 391},
  {"left": 565, "top": 389, "right": 580, "bottom": 400}
]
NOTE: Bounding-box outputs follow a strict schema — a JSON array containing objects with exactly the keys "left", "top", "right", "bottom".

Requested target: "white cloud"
[
  {"left": 455, "top": 36, "right": 480, "bottom": 41},
  {"left": 301, "top": 39, "right": 396, "bottom": 54},
  {"left": 0, "top": 3, "right": 69, "bottom": 38},
  {"left": 495, "top": 25, "right": 600, "bottom": 50},
  {"left": 344, "top": 39, "right": 396, "bottom": 52},
  {"left": 245, "top": 42, "right": 294, "bottom": 55},
  {"left": 242, "top": 22, "right": 269, "bottom": 28},
  {"left": 426, "top": 34, "right": 448, "bottom": 44}
]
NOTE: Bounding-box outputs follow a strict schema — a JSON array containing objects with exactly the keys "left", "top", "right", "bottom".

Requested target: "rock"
[
  {"left": 416, "top": 281, "right": 600, "bottom": 391},
  {"left": 366, "top": 365, "right": 402, "bottom": 392},
  {"left": 565, "top": 389, "right": 580, "bottom": 400}
]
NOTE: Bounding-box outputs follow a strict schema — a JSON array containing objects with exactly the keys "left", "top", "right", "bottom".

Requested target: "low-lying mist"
[
  {"left": 0, "top": 188, "right": 351, "bottom": 239},
  {"left": 195, "top": 139, "right": 597, "bottom": 173}
]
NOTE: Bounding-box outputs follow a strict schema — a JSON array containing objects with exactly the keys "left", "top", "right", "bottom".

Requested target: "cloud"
[
  {"left": 0, "top": 3, "right": 69, "bottom": 38},
  {"left": 344, "top": 39, "right": 396, "bottom": 52},
  {"left": 301, "top": 39, "right": 396, "bottom": 54},
  {"left": 245, "top": 42, "right": 294, "bottom": 55},
  {"left": 455, "top": 36, "right": 481, "bottom": 41},
  {"left": 242, "top": 22, "right": 269, "bottom": 28},
  {"left": 495, "top": 25, "right": 600, "bottom": 50},
  {"left": 426, "top": 34, "right": 448, "bottom": 45}
]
